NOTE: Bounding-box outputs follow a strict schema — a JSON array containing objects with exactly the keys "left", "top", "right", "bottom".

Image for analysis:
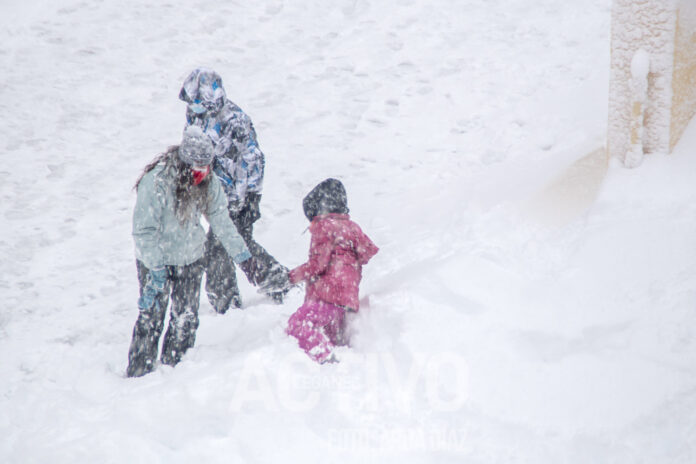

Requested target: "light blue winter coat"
[{"left": 132, "top": 158, "right": 251, "bottom": 270}]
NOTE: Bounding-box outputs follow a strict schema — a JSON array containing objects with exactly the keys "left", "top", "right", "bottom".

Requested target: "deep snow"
[{"left": 1, "top": 0, "right": 695, "bottom": 463}]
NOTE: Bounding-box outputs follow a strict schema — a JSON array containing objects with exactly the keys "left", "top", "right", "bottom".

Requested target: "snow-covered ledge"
[{"left": 608, "top": 0, "right": 696, "bottom": 167}]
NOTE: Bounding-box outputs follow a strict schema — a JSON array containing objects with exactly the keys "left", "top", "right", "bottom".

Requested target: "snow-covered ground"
[{"left": 2, "top": 0, "right": 695, "bottom": 462}]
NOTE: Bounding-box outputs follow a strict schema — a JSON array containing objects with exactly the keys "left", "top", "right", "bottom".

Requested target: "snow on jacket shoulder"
[
  {"left": 289, "top": 213, "right": 378, "bottom": 311},
  {"left": 132, "top": 162, "right": 250, "bottom": 270}
]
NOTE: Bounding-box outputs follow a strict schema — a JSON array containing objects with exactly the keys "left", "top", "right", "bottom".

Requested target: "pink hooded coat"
[{"left": 288, "top": 213, "right": 378, "bottom": 311}]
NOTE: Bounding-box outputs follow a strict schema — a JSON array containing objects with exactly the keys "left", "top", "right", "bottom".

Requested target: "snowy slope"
[{"left": 2, "top": 0, "right": 695, "bottom": 462}]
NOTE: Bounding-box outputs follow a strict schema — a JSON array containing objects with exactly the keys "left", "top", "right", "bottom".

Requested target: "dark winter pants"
[
  {"left": 126, "top": 259, "right": 204, "bottom": 377},
  {"left": 204, "top": 193, "right": 283, "bottom": 312}
]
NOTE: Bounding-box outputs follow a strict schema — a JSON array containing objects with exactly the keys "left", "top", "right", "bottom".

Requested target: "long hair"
[
  {"left": 134, "top": 146, "right": 176, "bottom": 191},
  {"left": 135, "top": 146, "right": 211, "bottom": 224}
]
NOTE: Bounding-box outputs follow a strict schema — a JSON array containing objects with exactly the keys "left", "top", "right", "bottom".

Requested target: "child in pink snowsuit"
[{"left": 286, "top": 179, "right": 378, "bottom": 363}]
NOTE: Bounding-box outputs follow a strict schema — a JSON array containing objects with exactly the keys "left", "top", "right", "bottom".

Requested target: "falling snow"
[{"left": 1, "top": 0, "right": 696, "bottom": 463}]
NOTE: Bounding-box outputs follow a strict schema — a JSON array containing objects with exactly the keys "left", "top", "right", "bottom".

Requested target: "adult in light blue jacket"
[{"left": 127, "top": 126, "right": 252, "bottom": 377}]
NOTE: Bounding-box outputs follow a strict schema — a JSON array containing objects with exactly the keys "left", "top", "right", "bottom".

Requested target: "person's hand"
[
  {"left": 148, "top": 268, "right": 167, "bottom": 290},
  {"left": 257, "top": 265, "right": 292, "bottom": 294},
  {"left": 138, "top": 268, "right": 168, "bottom": 310},
  {"left": 234, "top": 249, "right": 253, "bottom": 266},
  {"left": 288, "top": 267, "right": 301, "bottom": 285}
]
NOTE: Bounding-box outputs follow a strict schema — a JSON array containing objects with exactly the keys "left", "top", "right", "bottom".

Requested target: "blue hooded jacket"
[{"left": 179, "top": 68, "right": 265, "bottom": 207}]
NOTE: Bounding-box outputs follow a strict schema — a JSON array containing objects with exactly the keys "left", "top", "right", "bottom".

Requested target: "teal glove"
[{"left": 138, "top": 268, "right": 168, "bottom": 310}]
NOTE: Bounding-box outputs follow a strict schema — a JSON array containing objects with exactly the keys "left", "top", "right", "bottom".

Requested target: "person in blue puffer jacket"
[
  {"left": 127, "top": 126, "right": 253, "bottom": 377},
  {"left": 179, "top": 68, "right": 289, "bottom": 311}
]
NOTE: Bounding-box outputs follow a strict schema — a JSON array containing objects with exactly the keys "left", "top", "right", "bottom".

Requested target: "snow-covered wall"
[
  {"left": 608, "top": 0, "right": 677, "bottom": 162},
  {"left": 670, "top": 1, "right": 696, "bottom": 150}
]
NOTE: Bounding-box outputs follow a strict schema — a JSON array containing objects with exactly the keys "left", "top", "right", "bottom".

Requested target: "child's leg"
[
  {"left": 324, "top": 306, "right": 347, "bottom": 347},
  {"left": 286, "top": 302, "right": 343, "bottom": 362},
  {"left": 286, "top": 303, "right": 313, "bottom": 340}
]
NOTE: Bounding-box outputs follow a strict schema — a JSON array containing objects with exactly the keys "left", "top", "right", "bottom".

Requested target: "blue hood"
[{"left": 179, "top": 68, "right": 227, "bottom": 114}]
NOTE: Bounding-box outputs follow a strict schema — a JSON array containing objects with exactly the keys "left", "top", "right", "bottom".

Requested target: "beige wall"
[
  {"left": 608, "top": 0, "right": 676, "bottom": 162},
  {"left": 670, "top": 4, "right": 696, "bottom": 150}
]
